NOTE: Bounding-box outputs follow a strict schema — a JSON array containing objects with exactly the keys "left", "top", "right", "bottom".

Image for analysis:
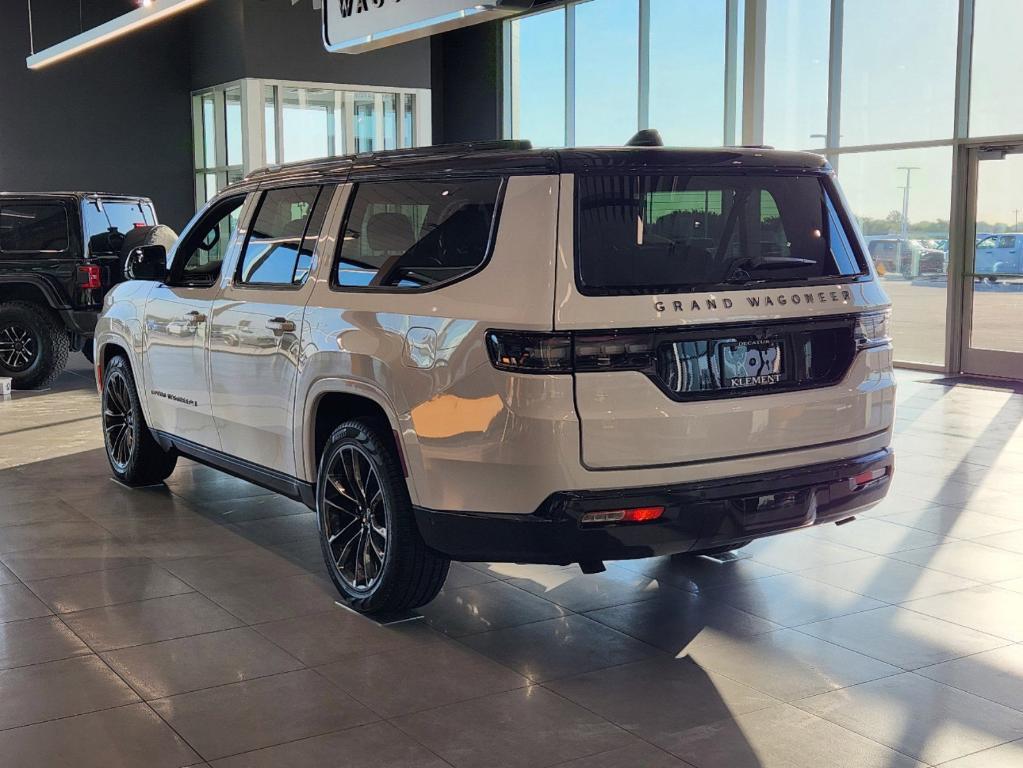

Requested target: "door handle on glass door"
[{"left": 266, "top": 317, "right": 296, "bottom": 334}]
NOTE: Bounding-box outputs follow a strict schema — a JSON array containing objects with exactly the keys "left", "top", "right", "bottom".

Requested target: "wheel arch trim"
[{"left": 299, "top": 377, "right": 421, "bottom": 505}]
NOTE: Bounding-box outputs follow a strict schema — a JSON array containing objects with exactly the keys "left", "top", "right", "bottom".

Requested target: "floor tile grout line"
[
  {"left": 892, "top": 597, "right": 1023, "bottom": 644},
  {"left": 784, "top": 620, "right": 1016, "bottom": 675},
  {"left": 786, "top": 680, "right": 1023, "bottom": 766}
]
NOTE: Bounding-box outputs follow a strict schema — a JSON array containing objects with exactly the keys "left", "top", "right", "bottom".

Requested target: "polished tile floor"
[{"left": 1, "top": 356, "right": 1023, "bottom": 767}]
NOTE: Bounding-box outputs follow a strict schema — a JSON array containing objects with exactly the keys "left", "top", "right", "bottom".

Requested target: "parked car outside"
[
  {"left": 975, "top": 233, "right": 1023, "bottom": 275},
  {"left": 94, "top": 137, "right": 896, "bottom": 614},
  {"left": 0, "top": 192, "right": 173, "bottom": 388},
  {"left": 866, "top": 237, "right": 946, "bottom": 276}
]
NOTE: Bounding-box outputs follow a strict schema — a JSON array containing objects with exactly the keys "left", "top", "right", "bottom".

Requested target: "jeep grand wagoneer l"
[{"left": 94, "top": 135, "right": 895, "bottom": 614}]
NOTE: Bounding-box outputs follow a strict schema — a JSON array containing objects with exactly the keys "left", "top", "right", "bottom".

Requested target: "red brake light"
[
  {"left": 78, "top": 265, "right": 102, "bottom": 290},
  {"left": 850, "top": 467, "right": 888, "bottom": 490},
  {"left": 580, "top": 506, "right": 664, "bottom": 525}
]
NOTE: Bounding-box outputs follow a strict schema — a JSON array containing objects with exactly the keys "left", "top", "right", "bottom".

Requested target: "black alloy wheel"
[
  {"left": 0, "top": 323, "right": 36, "bottom": 372},
  {"left": 102, "top": 367, "right": 136, "bottom": 472},
  {"left": 0, "top": 301, "right": 69, "bottom": 389},
  {"left": 317, "top": 419, "right": 449, "bottom": 614},
  {"left": 100, "top": 355, "right": 177, "bottom": 486},
  {"left": 322, "top": 443, "right": 389, "bottom": 592}
]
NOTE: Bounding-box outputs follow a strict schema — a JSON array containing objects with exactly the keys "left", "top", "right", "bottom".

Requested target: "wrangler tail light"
[{"left": 78, "top": 264, "right": 102, "bottom": 290}]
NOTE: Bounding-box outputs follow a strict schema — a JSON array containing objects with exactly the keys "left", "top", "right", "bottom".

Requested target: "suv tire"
[
  {"left": 0, "top": 301, "right": 69, "bottom": 390},
  {"left": 317, "top": 419, "right": 449, "bottom": 614},
  {"left": 101, "top": 355, "right": 177, "bottom": 486}
]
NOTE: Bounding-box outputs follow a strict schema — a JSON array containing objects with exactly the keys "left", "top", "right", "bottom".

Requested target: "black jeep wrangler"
[{"left": 0, "top": 192, "right": 174, "bottom": 389}]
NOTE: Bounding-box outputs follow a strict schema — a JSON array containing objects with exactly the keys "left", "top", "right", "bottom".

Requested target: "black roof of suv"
[{"left": 240, "top": 140, "right": 830, "bottom": 190}]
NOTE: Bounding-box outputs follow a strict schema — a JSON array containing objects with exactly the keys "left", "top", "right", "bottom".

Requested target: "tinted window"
[
  {"left": 82, "top": 200, "right": 155, "bottom": 255},
  {"left": 238, "top": 186, "right": 323, "bottom": 286},
  {"left": 334, "top": 178, "right": 502, "bottom": 290},
  {"left": 576, "top": 174, "right": 864, "bottom": 294},
  {"left": 0, "top": 204, "right": 69, "bottom": 253},
  {"left": 172, "top": 197, "right": 245, "bottom": 287}
]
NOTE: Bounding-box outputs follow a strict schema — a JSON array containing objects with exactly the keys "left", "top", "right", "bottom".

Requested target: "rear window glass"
[
  {"left": 83, "top": 200, "right": 155, "bottom": 255},
  {"left": 575, "top": 174, "right": 864, "bottom": 294},
  {"left": 334, "top": 178, "right": 502, "bottom": 290},
  {"left": 0, "top": 203, "right": 70, "bottom": 253}
]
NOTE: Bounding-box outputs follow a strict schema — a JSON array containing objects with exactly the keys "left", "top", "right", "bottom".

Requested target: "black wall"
[
  {"left": 0, "top": 1, "right": 195, "bottom": 229},
  {"left": 431, "top": 21, "right": 503, "bottom": 144},
  {"left": 0, "top": 0, "right": 498, "bottom": 229}
]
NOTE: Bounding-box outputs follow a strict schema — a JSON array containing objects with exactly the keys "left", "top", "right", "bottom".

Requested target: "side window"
[
  {"left": 0, "top": 203, "right": 70, "bottom": 253},
  {"left": 334, "top": 177, "right": 502, "bottom": 290},
  {"left": 997, "top": 235, "right": 1016, "bottom": 249},
  {"left": 978, "top": 235, "right": 998, "bottom": 248},
  {"left": 826, "top": 196, "right": 860, "bottom": 275},
  {"left": 169, "top": 197, "right": 245, "bottom": 288},
  {"left": 237, "top": 186, "right": 324, "bottom": 286}
]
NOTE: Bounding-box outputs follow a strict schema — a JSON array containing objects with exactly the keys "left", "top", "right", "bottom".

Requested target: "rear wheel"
[
  {"left": 102, "top": 355, "right": 177, "bottom": 485},
  {"left": 317, "top": 419, "right": 449, "bottom": 614},
  {"left": 0, "top": 301, "right": 69, "bottom": 389}
]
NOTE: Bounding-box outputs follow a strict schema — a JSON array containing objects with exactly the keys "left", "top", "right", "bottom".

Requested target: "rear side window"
[
  {"left": 575, "top": 174, "right": 864, "bottom": 294},
  {"left": 238, "top": 186, "right": 325, "bottom": 286},
  {"left": 0, "top": 204, "right": 69, "bottom": 253},
  {"left": 333, "top": 177, "right": 502, "bottom": 290}
]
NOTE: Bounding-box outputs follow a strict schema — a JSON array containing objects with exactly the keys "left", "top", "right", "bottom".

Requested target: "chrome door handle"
[
  {"left": 265, "top": 317, "right": 296, "bottom": 334},
  {"left": 184, "top": 311, "right": 206, "bottom": 324}
]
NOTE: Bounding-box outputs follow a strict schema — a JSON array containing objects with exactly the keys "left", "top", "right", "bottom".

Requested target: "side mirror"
[{"left": 125, "top": 244, "right": 168, "bottom": 281}]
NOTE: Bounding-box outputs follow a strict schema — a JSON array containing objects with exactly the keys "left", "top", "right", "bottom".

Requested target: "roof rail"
[{"left": 246, "top": 139, "right": 535, "bottom": 180}]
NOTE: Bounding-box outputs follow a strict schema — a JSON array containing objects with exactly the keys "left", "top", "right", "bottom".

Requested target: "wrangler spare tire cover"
[{"left": 117, "top": 224, "right": 178, "bottom": 283}]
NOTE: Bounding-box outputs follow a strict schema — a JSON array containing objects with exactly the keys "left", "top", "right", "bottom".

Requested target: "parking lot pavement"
[
  {"left": 883, "top": 279, "right": 1023, "bottom": 365},
  {"left": 1, "top": 357, "right": 1022, "bottom": 766}
]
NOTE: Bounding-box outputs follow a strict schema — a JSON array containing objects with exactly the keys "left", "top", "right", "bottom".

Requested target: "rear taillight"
[
  {"left": 573, "top": 333, "right": 656, "bottom": 372},
  {"left": 849, "top": 466, "right": 889, "bottom": 491},
  {"left": 485, "top": 331, "right": 573, "bottom": 373},
  {"left": 580, "top": 506, "right": 664, "bottom": 525},
  {"left": 78, "top": 264, "right": 102, "bottom": 290},
  {"left": 485, "top": 330, "right": 657, "bottom": 374},
  {"left": 854, "top": 310, "right": 891, "bottom": 350}
]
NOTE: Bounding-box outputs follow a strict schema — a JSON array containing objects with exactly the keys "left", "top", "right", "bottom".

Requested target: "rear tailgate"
[{"left": 556, "top": 171, "right": 895, "bottom": 471}]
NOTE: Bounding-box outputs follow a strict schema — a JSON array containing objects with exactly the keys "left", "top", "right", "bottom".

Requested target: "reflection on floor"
[{"left": 1, "top": 357, "right": 1023, "bottom": 767}]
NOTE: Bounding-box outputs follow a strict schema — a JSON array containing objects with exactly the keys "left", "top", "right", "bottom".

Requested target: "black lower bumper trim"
[{"left": 414, "top": 448, "right": 894, "bottom": 564}]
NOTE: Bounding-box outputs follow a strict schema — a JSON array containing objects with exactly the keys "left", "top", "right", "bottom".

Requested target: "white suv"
[{"left": 94, "top": 136, "right": 896, "bottom": 614}]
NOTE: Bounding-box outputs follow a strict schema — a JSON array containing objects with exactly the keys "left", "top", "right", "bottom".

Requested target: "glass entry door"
[{"left": 961, "top": 146, "right": 1023, "bottom": 379}]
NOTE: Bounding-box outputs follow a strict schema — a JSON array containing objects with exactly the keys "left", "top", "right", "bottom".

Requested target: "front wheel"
[
  {"left": 317, "top": 419, "right": 449, "bottom": 614},
  {"left": 102, "top": 356, "right": 177, "bottom": 485}
]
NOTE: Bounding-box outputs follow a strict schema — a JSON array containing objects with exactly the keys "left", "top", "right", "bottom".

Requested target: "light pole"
[{"left": 896, "top": 166, "right": 920, "bottom": 275}]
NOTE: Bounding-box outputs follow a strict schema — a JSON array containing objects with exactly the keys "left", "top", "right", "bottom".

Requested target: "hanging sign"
[{"left": 324, "top": 0, "right": 535, "bottom": 53}]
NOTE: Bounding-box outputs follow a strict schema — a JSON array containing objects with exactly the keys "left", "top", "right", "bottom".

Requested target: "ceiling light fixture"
[{"left": 26, "top": 0, "right": 206, "bottom": 70}]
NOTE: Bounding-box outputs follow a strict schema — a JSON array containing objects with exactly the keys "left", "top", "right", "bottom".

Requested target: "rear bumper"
[{"left": 414, "top": 448, "right": 893, "bottom": 564}]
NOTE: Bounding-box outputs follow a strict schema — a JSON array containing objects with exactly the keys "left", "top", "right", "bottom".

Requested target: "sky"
[{"left": 508, "top": 0, "right": 1023, "bottom": 225}]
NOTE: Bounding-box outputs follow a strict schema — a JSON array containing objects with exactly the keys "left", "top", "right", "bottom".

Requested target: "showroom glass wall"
[
  {"left": 504, "top": 0, "right": 1023, "bottom": 371},
  {"left": 192, "top": 79, "right": 430, "bottom": 208}
]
